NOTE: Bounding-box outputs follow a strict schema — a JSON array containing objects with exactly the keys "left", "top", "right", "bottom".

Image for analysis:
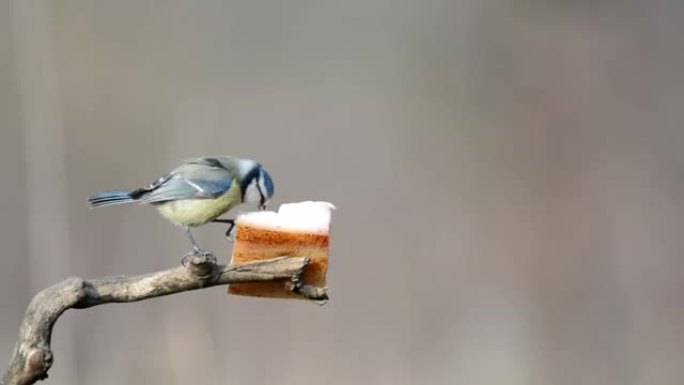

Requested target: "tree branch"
[{"left": 1, "top": 255, "right": 328, "bottom": 385}]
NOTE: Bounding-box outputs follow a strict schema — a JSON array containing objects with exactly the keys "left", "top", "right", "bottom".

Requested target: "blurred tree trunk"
[{"left": 10, "top": 0, "right": 75, "bottom": 380}]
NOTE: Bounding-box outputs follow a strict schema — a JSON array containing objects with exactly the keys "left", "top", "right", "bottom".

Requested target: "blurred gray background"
[{"left": 1, "top": 1, "right": 683, "bottom": 384}]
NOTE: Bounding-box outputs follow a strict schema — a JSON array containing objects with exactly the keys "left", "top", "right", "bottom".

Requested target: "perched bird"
[{"left": 88, "top": 156, "right": 274, "bottom": 259}]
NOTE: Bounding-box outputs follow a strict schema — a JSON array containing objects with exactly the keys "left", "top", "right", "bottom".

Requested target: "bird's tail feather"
[{"left": 88, "top": 190, "right": 136, "bottom": 207}]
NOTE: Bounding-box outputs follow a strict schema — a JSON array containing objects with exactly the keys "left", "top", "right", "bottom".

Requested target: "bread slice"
[{"left": 228, "top": 201, "right": 335, "bottom": 299}]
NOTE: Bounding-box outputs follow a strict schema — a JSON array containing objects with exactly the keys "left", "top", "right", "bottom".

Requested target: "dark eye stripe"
[
  {"left": 256, "top": 174, "right": 266, "bottom": 206},
  {"left": 239, "top": 166, "right": 260, "bottom": 201}
]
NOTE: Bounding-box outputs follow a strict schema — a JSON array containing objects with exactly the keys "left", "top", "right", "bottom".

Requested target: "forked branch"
[{"left": 1, "top": 256, "right": 327, "bottom": 385}]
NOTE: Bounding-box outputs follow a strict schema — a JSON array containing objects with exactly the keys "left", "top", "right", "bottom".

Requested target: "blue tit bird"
[{"left": 87, "top": 156, "right": 274, "bottom": 259}]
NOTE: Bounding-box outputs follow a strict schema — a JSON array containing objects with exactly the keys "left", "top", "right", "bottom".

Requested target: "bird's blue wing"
[{"left": 139, "top": 164, "right": 233, "bottom": 203}]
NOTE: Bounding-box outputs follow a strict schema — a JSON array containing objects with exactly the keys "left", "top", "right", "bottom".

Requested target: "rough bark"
[{"left": 1, "top": 255, "right": 327, "bottom": 385}]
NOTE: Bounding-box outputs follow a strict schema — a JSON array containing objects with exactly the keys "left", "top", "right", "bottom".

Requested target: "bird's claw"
[{"left": 182, "top": 248, "right": 217, "bottom": 266}]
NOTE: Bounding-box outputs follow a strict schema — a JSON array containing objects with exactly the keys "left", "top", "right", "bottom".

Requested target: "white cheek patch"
[{"left": 243, "top": 181, "right": 261, "bottom": 204}]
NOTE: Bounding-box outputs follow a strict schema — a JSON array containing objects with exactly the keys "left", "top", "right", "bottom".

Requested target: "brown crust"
[
  {"left": 228, "top": 224, "right": 329, "bottom": 299},
  {"left": 234, "top": 224, "right": 329, "bottom": 247}
]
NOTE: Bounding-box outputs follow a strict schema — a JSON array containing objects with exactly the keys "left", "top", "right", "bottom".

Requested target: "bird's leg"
[
  {"left": 182, "top": 226, "right": 216, "bottom": 266},
  {"left": 211, "top": 218, "right": 235, "bottom": 240},
  {"left": 184, "top": 226, "right": 203, "bottom": 252}
]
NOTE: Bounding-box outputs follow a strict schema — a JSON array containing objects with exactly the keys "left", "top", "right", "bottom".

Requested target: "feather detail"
[{"left": 88, "top": 190, "right": 136, "bottom": 207}]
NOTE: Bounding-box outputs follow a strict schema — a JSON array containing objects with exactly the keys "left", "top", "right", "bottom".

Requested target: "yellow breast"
[{"left": 155, "top": 183, "right": 242, "bottom": 227}]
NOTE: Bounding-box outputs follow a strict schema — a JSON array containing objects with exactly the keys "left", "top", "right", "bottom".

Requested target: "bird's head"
[{"left": 242, "top": 164, "right": 274, "bottom": 210}]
